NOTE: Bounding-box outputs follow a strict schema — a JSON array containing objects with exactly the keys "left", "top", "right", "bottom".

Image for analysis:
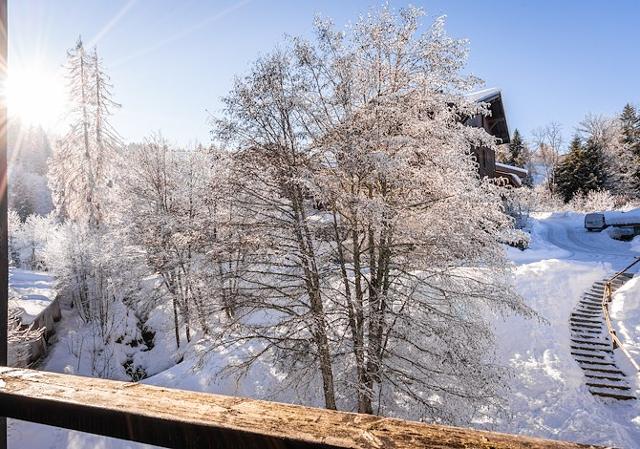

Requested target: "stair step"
[
  {"left": 576, "top": 303, "right": 601, "bottom": 308},
  {"left": 569, "top": 317, "right": 602, "bottom": 325},
  {"left": 585, "top": 374, "right": 627, "bottom": 382},
  {"left": 575, "top": 308, "right": 600, "bottom": 314},
  {"left": 582, "top": 367, "right": 625, "bottom": 375},
  {"left": 575, "top": 359, "right": 616, "bottom": 367},
  {"left": 586, "top": 382, "right": 630, "bottom": 391},
  {"left": 577, "top": 302, "right": 601, "bottom": 307},
  {"left": 570, "top": 317, "right": 602, "bottom": 324},
  {"left": 569, "top": 322, "right": 602, "bottom": 330},
  {"left": 571, "top": 345, "right": 613, "bottom": 353},
  {"left": 574, "top": 310, "right": 601, "bottom": 316},
  {"left": 571, "top": 313, "right": 601, "bottom": 319},
  {"left": 590, "top": 390, "right": 635, "bottom": 400},
  {"left": 571, "top": 351, "right": 607, "bottom": 359},
  {"left": 571, "top": 339, "right": 610, "bottom": 347},
  {"left": 570, "top": 328, "right": 602, "bottom": 335}
]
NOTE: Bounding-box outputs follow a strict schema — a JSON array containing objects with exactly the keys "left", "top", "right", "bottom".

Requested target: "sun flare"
[{"left": 7, "top": 66, "right": 67, "bottom": 130}]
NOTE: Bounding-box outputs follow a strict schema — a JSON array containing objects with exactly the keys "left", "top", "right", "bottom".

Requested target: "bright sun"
[{"left": 7, "top": 66, "right": 67, "bottom": 130}]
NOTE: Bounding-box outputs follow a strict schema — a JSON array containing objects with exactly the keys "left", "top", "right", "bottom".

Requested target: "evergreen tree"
[
  {"left": 555, "top": 136, "right": 583, "bottom": 202},
  {"left": 506, "top": 129, "right": 532, "bottom": 186},
  {"left": 620, "top": 104, "right": 640, "bottom": 195},
  {"left": 555, "top": 135, "right": 607, "bottom": 202},
  {"left": 507, "top": 129, "right": 526, "bottom": 167}
]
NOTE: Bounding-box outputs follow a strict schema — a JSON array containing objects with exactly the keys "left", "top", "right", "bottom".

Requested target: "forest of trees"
[
  {"left": 9, "top": 7, "right": 537, "bottom": 425},
  {"left": 498, "top": 106, "right": 640, "bottom": 205}
]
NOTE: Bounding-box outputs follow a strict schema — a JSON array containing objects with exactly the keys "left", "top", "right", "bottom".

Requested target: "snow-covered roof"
[
  {"left": 495, "top": 162, "right": 528, "bottom": 176},
  {"left": 465, "top": 87, "right": 502, "bottom": 103}
]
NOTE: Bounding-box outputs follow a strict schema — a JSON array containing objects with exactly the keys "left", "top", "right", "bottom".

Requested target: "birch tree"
[{"left": 213, "top": 5, "right": 532, "bottom": 423}]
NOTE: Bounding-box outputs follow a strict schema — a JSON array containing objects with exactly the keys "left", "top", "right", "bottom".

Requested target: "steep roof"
[
  {"left": 465, "top": 87, "right": 502, "bottom": 104},
  {"left": 465, "top": 88, "right": 510, "bottom": 144}
]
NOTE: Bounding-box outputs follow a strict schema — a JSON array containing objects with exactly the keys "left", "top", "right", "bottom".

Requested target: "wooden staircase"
[{"left": 570, "top": 273, "right": 635, "bottom": 400}]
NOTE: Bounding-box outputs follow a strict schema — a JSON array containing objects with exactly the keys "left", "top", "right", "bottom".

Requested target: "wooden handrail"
[
  {"left": 601, "top": 257, "right": 640, "bottom": 371},
  {"left": 0, "top": 367, "right": 603, "bottom": 449}
]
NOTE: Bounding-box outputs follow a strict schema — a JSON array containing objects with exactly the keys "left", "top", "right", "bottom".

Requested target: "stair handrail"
[{"left": 601, "top": 257, "right": 640, "bottom": 372}]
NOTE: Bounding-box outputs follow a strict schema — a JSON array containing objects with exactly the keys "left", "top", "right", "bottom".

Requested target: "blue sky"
[{"left": 8, "top": 0, "right": 640, "bottom": 148}]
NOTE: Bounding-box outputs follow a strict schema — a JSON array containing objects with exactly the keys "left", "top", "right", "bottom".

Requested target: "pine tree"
[
  {"left": 555, "top": 135, "right": 607, "bottom": 202},
  {"left": 555, "top": 136, "right": 583, "bottom": 202},
  {"left": 507, "top": 129, "right": 526, "bottom": 166},
  {"left": 620, "top": 104, "right": 640, "bottom": 195}
]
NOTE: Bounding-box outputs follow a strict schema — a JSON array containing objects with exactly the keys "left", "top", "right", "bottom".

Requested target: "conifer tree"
[
  {"left": 555, "top": 135, "right": 607, "bottom": 202},
  {"left": 620, "top": 103, "right": 640, "bottom": 195},
  {"left": 507, "top": 129, "right": 526, "bottom": 166},
  {"left": 555, "top": 136, "right": 583, "bottom": 202}
]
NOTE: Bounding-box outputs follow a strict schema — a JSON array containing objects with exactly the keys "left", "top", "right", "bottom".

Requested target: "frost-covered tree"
[
  {"left": 8, "top": 121, "right": 54, "bottom": 217},
  {"left": 214, "top": 5, "right": 531, "bottom": 423},
  {"left": 49, "top": 38, "right": 120, "bottom": 228},
  {"left": 123, "top": 136, "right": 222, "bottom": 350},
  {"left": 47, "top": 37, "right": 124, "bottom": 334},
  {"left": 619, "top": 104, "right": 640, "bottom": 196},
  {"left": 531, "top": 122, "right": 563, "bottom": 191}
]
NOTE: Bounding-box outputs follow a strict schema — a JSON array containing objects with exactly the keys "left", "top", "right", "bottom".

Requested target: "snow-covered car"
[
  {"left": 608, "top": 226, "right": 638, "bottom": 241},
  {"left": 584, "top": 213, "right": 606, "bottom": 232}
]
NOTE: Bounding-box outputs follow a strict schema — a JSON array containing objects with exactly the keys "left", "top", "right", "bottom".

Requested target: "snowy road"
[{"left": 534, "top": 213, "right": 638, "bottom": 268}]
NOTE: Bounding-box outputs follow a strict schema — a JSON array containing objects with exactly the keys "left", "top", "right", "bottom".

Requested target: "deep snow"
[{"left": 9, "top": 211, "right": 640, "bottom": 448}]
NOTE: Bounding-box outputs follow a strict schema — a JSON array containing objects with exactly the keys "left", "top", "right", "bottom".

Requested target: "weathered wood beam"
[{"left": 0, "top": 367, "right": 602, "bottom": 449}]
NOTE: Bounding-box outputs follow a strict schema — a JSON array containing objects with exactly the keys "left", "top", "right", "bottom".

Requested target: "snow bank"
[
  {"left": 611, "top": 277, "right": 640, "bottom": 364},
  {"left": 631, "top": 236, "right": 640, "bottom": 253}
]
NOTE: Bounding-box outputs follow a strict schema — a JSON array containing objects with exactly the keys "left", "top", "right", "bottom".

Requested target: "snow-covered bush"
[
  {"left": 568, "top": 189, "right": 617, "bottom": 212},
  {"left": 503, "top": 186, "right": 537, "bottom": 229},
  {"left": 8, "top": 210, "right": 57, "bottom": 271},
  {"left": 530, "top": 185, "right": 566, "bottom": 212}
]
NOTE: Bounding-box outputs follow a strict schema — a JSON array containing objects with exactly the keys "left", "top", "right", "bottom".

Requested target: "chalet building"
[{"left": 465, "top": 88, "right": 528, "bottom": 187}]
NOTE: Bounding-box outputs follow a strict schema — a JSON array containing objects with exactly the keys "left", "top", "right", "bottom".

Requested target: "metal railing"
[{"left": 601, "top": 257, "right": 640, "bottom": 371}]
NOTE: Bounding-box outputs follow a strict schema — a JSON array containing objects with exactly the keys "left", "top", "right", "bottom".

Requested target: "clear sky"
[{"left": 8, "top": 0, "right": 640, "bottom": 149}]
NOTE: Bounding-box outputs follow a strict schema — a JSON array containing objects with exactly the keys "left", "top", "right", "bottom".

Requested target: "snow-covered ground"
[
  {"left": 9, "top": 268, "right": 56, "bottom": 325},
  {"left": 9, "top": 211, "right": 640, "bottom": 448},
  {"left": 495, "top": 212, "right": 640, "bottom": 447}
]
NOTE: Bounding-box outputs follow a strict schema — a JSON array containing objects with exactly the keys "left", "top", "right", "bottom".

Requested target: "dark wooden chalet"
[{"left": 465, "top": 88, "right": 527, "bottom": 187}]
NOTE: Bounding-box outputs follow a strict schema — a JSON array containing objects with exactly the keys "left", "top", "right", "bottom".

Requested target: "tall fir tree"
[
  {"left": 506, "top": 128, "right": 532, "bottom": 186},
  {"left": 620, "top": 103, "right": 640, "bottom": 196},
  {"left": 507, "top": 129, "right": 526, "bottom": 166}
]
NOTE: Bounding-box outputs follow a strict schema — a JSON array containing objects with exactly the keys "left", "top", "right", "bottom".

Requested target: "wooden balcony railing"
[{"left": 0, "top": 367, "right": 604, "bottom": 449}]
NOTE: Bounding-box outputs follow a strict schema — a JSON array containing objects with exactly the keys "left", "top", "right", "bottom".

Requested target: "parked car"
[
  {"left": 584, "top": 213, "right": 606, "bottom": 232},
  {"left": 609, "top": 225, "right": 640, "bottom": 241}
]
